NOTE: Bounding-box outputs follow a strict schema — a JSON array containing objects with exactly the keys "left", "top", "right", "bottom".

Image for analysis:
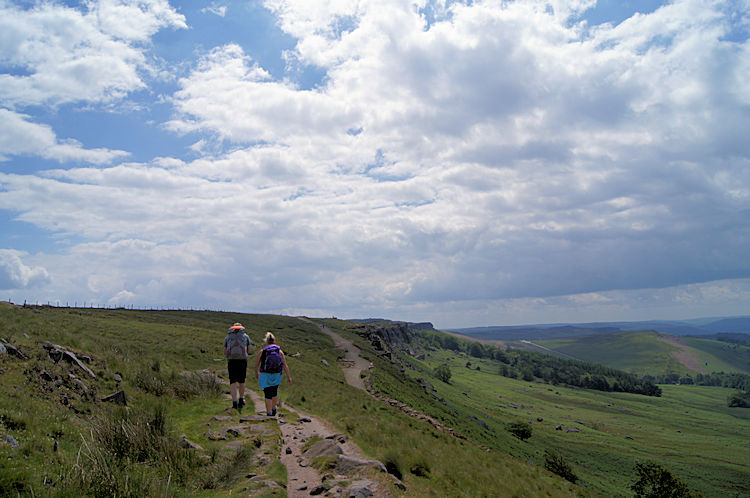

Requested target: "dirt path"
[
  {"left": 246, "top": 375, "right": 392, "bottom": 496},
  {"left": 658, "top": 334, "right": 707, "bottom": 373},
  {"left": 305, "top": 319, "right": 486, "bottom": 451},
  {"left": 317, "top": 325, "right": 372, "bottom": 391},
  {"left": 246, "top": 390, "right": 327, "bottom": 496}
]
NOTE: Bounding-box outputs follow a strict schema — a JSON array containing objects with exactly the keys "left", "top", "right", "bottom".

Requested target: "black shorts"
[
  {"left": 227, "top": 359, "right": 247, "bottom": 384},
  {"left": 263, "top": 385, "right": 279, "bottom": 399}
]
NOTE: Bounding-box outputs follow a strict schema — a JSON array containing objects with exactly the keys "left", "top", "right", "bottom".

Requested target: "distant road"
[{"left": 520, "top": 340, "right": 580, "bottom": 360}]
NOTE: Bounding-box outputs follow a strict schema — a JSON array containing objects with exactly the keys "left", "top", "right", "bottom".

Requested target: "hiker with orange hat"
[{"left": 224, "top": 323, "right": 252, "bottom": 411}]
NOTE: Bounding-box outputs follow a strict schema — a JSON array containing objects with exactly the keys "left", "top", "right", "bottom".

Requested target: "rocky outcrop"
[
  {"left": 43, "top": 343, "right": 96, "bottom": 379},
  {"left": 0, "top": 339, "right": 27, "bottom": 360},
  {"left": 353, "top": 322, "right": 414, "bottom": 354}
]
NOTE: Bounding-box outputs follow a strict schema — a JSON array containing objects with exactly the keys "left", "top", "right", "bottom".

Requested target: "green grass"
[
  {"left": 6, "top": 304, "right": 746, "bottom": 496},
  {"left": 352, "top": 326, "right": 750, "bottom": 497},
  {"left": 682, "top": 336, "right": 750, "bottom": 373},
  {"left": 0, "top": 304, "right": 584, "bottom": 497}
]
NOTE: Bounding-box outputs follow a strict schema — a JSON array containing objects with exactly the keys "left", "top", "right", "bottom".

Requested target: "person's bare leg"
[
  {"left": 265, "top": 398, "right": 273, "bottom": 414},
  {"left": 230, "top": 383, "right": 238, "bottom": 402},
  {"left": 239, "top": 382, "right": 245, "bottom": 398}
]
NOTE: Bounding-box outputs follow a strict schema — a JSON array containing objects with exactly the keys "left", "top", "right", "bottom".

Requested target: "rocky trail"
[
  {"left": 207, "top": 318, "right": 482, "bottom": 495},
  {"left": 206, "top": 322, "right": 398, "bottom": 496}
]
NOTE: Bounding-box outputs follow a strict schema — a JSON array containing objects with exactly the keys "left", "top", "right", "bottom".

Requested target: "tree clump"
[
  {"left": 630, "top": 461, "right": 700, "bottom": 498},
  {"left": 543, "top": 449, "right": 578, "bottom": 483},
  {"left": 506, "top": 421, "right": 532, "bottom": 441}
]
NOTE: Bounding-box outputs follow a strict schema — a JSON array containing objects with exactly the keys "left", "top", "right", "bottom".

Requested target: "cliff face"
[{"left": 352, "top": 322, "right": 415, "bottom": 355}]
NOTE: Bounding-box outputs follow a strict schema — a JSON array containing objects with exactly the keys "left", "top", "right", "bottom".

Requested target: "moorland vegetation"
[{"left": 1, "top": 303, "right": 749, "bottom": 497}]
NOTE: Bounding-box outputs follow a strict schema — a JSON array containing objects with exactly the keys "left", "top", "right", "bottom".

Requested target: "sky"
[{"left": 1, "top": 0, "right": 749, "bottom": 329}]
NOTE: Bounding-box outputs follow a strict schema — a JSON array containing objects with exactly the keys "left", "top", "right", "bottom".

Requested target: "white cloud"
[
  {"left": 202, "top": 3, "right": 227, "bottom": 17},
  {"left": 0, "top": 249, "right": 50, "bottom": 290},
  {"left": 0, "top": 0, "right": 186, "bottom": 107},
  {"left": 0, "top": 109, "right": 129, "bottom": 164}
]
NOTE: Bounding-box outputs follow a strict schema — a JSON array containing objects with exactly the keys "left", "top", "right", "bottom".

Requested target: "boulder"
[
  {"left": 0, "top": 340, "right": 26, "bottom": 360},
  {"left": 565, "top": 427, "right": 580, "bottom": 433},
  {"left": 43, "top": 344, "right": 95, "bottom": 378},
  {"left": 5, "top": 434, "right": 19, "bottom": 449},
  {"left": 0, "top": 343, "right": 6, "bottom": 355},
  {"left": 226, "top": 427, "right": 245, "bottom": 438},
  {"left": 206, "top": 430, "right": 228, "bottom": 441},
  {"left": 335, "top": 455, "right": 387, "bottom": 475},
  {"left": 321, "top": 359, "right": 329, "bottom": 367},
  {"left": 177, "top": 435, "right": 204, "bottom": 450},
  {"left": 309, "top": 485, "right": 327, "bottom": 496},
  {"left": 325, "top": 433, "right": 347, "bottom": 443},
  {"left": 102, "top": 390, "right": 127, "bottom": 406},
  {"left": 348, "top": 480, "right": 376, "bottom": 497}
]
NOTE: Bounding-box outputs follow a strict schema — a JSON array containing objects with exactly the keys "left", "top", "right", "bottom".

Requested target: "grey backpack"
[{"left": 227, "top": 332, "right": 249, "bottom": 360}]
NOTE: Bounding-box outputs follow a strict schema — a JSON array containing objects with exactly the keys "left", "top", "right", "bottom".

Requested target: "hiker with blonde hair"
[
  {"left": 224, "top": 323, "right": 252, "bottom": 411},
  {"left": 255, "top": 332, "right": 292, "bottom": 416}
]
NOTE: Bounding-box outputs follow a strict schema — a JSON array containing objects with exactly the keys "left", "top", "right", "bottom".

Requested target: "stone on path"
[
  {"left": 309, "top": 484, "right": 327, "bottom": 495},
  {"left": 348, "top": 480, "right": 376, "bottom": 497},
  {"left": 303, "top": 439, "right": 343, "bottom": 459}
]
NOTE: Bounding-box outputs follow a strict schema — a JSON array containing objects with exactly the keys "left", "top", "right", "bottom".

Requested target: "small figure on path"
[
  {"left": 224, "top": 323, "right": 252, "bottom": 411},
  {"left": 255, "top": 332, "right": 292, "bottom": 416}
]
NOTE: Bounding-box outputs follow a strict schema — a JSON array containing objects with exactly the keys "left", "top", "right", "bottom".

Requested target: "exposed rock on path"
[{"left": 244, "top": 389, "right": 393, "bottom": 497}]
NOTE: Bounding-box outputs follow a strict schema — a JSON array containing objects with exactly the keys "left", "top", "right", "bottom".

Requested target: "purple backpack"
[{"left": 262, "top": 345, "right": 283, "bottom": 373}]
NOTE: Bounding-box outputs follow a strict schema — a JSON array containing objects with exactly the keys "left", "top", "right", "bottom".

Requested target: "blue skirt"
[{"left": 258, "top": 372, "right": 282, "bottom": 389}]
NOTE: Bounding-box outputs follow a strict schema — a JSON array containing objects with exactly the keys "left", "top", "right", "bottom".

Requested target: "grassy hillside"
[
  {"left": 0, "top": 304, "right": 582, "bottom": 497},
  {"left": 533, "top": 330, "right": 750, "bottom": 376},
  {"left": 334, "top": 323, "right": 750, "bottom": 497}
]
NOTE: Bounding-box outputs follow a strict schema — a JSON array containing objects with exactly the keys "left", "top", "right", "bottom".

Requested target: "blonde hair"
[{"left": 264, "top": 332, "right": 276, "bottom": 344}]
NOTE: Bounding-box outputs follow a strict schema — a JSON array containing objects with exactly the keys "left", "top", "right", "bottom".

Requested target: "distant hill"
[
  {"left": 448, "top": 315, "right": 750, "bottom": 341},
  {"left": 526, "top": 330, "right": 750, "bottom": 377}
]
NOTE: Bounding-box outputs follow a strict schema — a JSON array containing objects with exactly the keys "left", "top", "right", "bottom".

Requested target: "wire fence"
[{"left": 2, "top": 298, "right": 231, "bottom": 313}]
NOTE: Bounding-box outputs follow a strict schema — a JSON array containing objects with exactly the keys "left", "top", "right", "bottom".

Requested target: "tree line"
[{"left": 417, "top": 330, "right": 662, "bottom": 397}]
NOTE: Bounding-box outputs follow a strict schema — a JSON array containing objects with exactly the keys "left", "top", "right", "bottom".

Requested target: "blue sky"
[{"left": 1, "top": 0, "right": 749, "bottom": 328}]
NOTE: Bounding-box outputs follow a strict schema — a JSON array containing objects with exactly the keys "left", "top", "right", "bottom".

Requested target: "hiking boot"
[
  {"left": 271, "top": 407, "right": 277, "bottom": 416},
  {"left": 232, "top": 400, "right": 238, "bottom": 410},
  {"left": 238, "top": 397, "right": 245, "bottom": 409}
]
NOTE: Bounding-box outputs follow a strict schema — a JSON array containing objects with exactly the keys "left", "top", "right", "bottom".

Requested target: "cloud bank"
[{"left": 1, "top": 0, "right": 749, "bottom": 326}]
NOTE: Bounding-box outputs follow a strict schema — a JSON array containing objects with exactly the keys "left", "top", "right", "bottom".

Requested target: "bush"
[
  {"left": 543, "top": 449, "right": 578, "bottom": 483},
  {"left": 630, "top": 461, "right": 695, "bottom": 497},
  {"left": 435, "top": 364, "right": 451, "bottom": 384},
  {"left": 409, "top": 460, "right": 431, "bottom": 478},
  {"left": 506, "top": 421, "right": 532, "bottom": 441},
  {"left": 727, "top": 390, "right": 750, "bottom": 408}
]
